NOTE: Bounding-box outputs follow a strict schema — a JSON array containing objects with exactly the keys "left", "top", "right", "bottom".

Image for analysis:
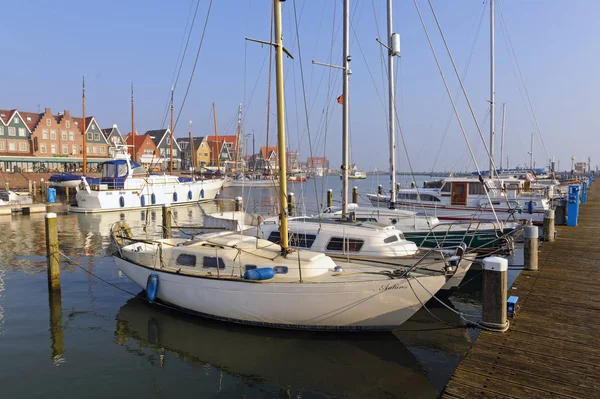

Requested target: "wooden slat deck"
[{"left": 442, "top": 182, "right": 600, "bottom": 399}]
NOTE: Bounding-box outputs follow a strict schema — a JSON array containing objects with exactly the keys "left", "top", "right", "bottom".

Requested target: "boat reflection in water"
[{"left": 115, "top": 298, "right": 439, "bottom": 398}]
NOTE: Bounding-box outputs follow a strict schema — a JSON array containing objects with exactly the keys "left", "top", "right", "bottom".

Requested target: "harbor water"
[{"left": 0, "top": 175, "right": 522, "bottom": 398}]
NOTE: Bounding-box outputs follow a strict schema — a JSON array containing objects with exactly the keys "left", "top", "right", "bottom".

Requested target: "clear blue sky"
[{"left": 2, "top": 0, "right": 598, "bottom": 172}]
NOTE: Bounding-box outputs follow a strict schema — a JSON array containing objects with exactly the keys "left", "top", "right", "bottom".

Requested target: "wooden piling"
[
  {"left": 65, "top": 187, "right": 70, "bottom": 203},
  {"left": 162, "top": 204, "right": 172, "bottom": 238},
  {"left": 481, "top": 256, "right": 508, "bottom": 331},
  {"left": 327, "top": 189, "right": 333, "bottom": 208},
  {"left": 543, "top": 209, "right": 555, "bottom": 242},
  {"left": 33, "top": 181, "right": 37, "bottom": 202},
  {"left": 287, "top": 192, "right": 295, "bottom": 217},
  {"left": 524, "top": 224, "right": 539, "bottom": 271},
  {"left": 28, "top": 180, "right": 33, "bottom": 195},
  {"left": 45, "top": 212, "right": 60, "bottom": 291},
  {"left": 352, "top": 186, "right": 358, "bottom": 204},
  {"left": 40, "top": 179, "right": 45, "bottom": 202}
]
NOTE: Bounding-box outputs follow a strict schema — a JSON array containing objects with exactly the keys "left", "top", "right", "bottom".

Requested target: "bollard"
[
  {"left": 378, "top": 184, "right": 383, "bottom": 195},
  {"left": 524, "top": 224, "right": 539, "bottom": 271},
  {"left": 287, "top": 193, "right": 295, "bottom": 217},
  {"left": 28, "top": 180, "right": 33, "bottom": 195},
  {"left": 543, "top": 209, "right": 555, "bottom": 242},
  {"left": 234, "top": 196, "right": 243, "bottom": 212},
  {"left": 41, "top": 179, "right": 45, "bottom": 202},
  {"left": 66, "top": 187, "right": 70, "bottom": 203},
  {"left": 33, "top": 181, "right": 37, "bottom": 202},
  {"left": 481, "top": 256, "right": 509, "bottom": 332},
  {"left": 45, "top": 212, "right": 61, "bottom": 291},
  {"left": 352, "top": 187, "right": 358, "bottom": 204},
  {"left": 327, "top": 189, "right": 333, "bottom": 208},
  {"left": 162, "top": 204, "right": 172, "bottom": 238}
]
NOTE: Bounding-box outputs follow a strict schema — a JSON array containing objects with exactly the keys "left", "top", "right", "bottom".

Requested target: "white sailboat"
[
  {"left": 111, "top": 0, "right": 453, "bottom": 331},
  {"left": 72, "top": 144, "right": 224, "bottom": 213}
]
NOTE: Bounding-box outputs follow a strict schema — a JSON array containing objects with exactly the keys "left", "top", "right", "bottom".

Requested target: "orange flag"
[{"left": 337, "top": 94, "right": 343, "bottom": 104}]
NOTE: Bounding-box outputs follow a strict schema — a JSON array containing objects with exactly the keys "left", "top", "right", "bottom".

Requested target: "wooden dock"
[{"left": 442, "top": 182, "right": 600, "bottom": 398}]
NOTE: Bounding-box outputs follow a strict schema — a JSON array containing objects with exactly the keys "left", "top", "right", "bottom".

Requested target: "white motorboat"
[
  {"left": 0, "top": 190, "right": 32, "bottom": 205},
  {"left": 111, "top": 0, "right": 453, "bottom": 332},
  {"left": 224, "top": 175, "right": 279, "bottom": 188},
  {"left": 72, "top": 145, "right": 224, "bottom": 213},
  {"left": 48, "top": 173, "right": 82, "bottom": 188}
]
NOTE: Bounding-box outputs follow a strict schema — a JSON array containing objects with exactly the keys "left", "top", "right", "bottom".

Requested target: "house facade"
[
  {"left": 101, "top": 125, "right": 126, "bottom": 148},
  {"left": 146, "top": 129, "right": 182, "bottom": 171},
  {"left": 176, "top": 136, "right": 211, "bottom": 170},
  {"left": 126, "top": 134, "right": 159, "bottom": 170},
  {"left": 0, "top": 110, "right": 32, "bottom": 166}
]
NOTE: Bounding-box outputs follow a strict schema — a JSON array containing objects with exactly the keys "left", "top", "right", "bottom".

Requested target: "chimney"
[
  {"left": 64, "top": 110, "right": 70, "bottom": 118},
  {"left": 45, "top": 107, "right": 51, "bottom": 114}
]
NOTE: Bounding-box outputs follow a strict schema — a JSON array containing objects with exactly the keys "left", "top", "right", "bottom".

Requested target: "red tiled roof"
[
  {"left": 0, "top": 109, "right": 17, "bottom": 125},
  {"left": 125, "top": 133, "right": 152, "bottom": 148},
  {"left": 206, "top": 135, "right": 237, "bottom": 143},
  {"left": 18, "top": 111, "right": 43, "bottom": 131},
  {"left": 72, "top": 116, "right": 94, "bottom": 131},
  {"left": 260, "top": 145, "right": 277, "bottom": 159}
]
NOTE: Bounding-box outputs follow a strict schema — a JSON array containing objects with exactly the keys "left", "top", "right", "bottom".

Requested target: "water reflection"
[
  {"left": 115, "top": 298, "right": 439, "bottom": 398},
  {"left": 48, "top": 289, "right": 65, "bottom": 365}
]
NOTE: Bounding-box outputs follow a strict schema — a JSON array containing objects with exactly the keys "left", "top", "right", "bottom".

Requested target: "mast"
[
  {"left": 265, "top": 2, "right": 274, "bottom": 175},
  {"left": 169, "top": 87, "right": 174, "bottom": 174},
  {"left": 82, "top": 75, "right": 87, "bottom": 174},
  {"left": 235, "top": 103, "right": 242, "bottom": 173},
  {"left": 530, "top": 132, "right": 534, "bottom": 170},
  {"left": 212, "top": 103, "right": 220, "bottom": 174},
  {"left": 189, "top": 120, "right": 196, "bottom": 175},
  {"left": 131, "top": 83, "right": 135, "bottom": 162},
  {"left": 386, "top": 0, "right": 397, "bottom": 208},
  {"left": 341, "top": 0, "right": 350, "bottom": 217},
  {"left": 489, "top": 0, "right": 495, "bottom": 179},
  {"left": 500, "top": 103, "right": 506, "bottom": 170},
  {"left": 274, "top": 0, "right": 289, "bottom": 251}
]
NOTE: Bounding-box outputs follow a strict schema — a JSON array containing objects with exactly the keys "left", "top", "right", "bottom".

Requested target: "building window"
[
  {"left": 8, "top": 142, "right": 16, "bottom": 151},
  {"left": 42, "top": 130, "right": 49, "bottom": 139},
  {"left": 0, "top": 141, "right": 4, "bottom": 150},
  {"left": 66, "top": 120, "right": 70, "bottom": 128},
  {"left": 18, "top": 128, "right": 26, "bottom": 137},
  {"left": 87, "top": 132, "right": 93, "bottom": 141},
  {"left": 173, "top": 149, "right": 178, "bottom": 157},
  {"left": 46, "top": 118, "right": 51, "bottom": 126},
  {"left": 8, "top": 127, "right": 16, "bottom": 136},
  {"left": 86, "top": 145, "right": 91, "bottom": 153},
  {"left": 0, "top": 126, "right": 3, "bottom": 136},
  {"left": 62, "top": 144, "right": 68, "bottom": 154},
  {"left": 50, "top": 130, "right": 56, "bottom": 140},
  {"left": 100, "top": 146, "right": 106, "bottom": 154},
  {"left": 74, "top": 121, "right": 78, "bottom": 126},
  {"left": 72, "top": 144, "right": 78, "bottom": 155},
  {"left": 14, "top": 117, "right": 19, "bottom": 124},
  {"left": 93, "top": 146, "right": 98, "bottom": 154},
  {"left": 19, "top": 142, "right": 27, "bottom": 152},
  {"left": 61, "top": 131, "right": 67, "bottom": 141},
  {"left": 69, "top": 131, "right": 74, "bottom": 141},
  {"left": 94, "top": 133, "right": 100, "bottom": 141},
  {"left": 26, "top": 116, "right": 32, "bottom": 122},
  {"left": 51, "top": 144, "right": 57, "bottom": 154},
  {"left": 40, "top": 143, "right": 47, "bottom": 154}
]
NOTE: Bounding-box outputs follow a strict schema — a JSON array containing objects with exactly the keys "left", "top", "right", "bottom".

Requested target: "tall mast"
[
  {"left": 189, "top": 120, "right": 196, "bottom": 174},
  {"left": 489, "top": 0, "right": 495, "bottom": 179},
  {"left": 274, "top": 0, "right": 289, "bottom": 251},
  {"left": 235, "top": 103, "right": 242, "bottom": 173},
  {"left": 500, "top": 103, "right": 506, "bottom": 170},
  {"left": 169, "top": 87, "right": 174, "bottom": 173},
  {"left": 131, "top": 83, "right": 135, "bottom": 162},
  {"left": 212, "top": 103, "right": 220, "bottom": 174},
  {"left": 265, "top": 2, "right": 274, "bottom": 175},
  {"left": 386, "top": 0, "right": 397, "bottom": 208},
  {"left": 530, "top": 132, "right": 534, "bottom": 170},
  {"left": 341, "top": 0, "right": 350, "bottom": 217},
  {"left": 82, "top": 75, "right": 87, "bottom": 174}
]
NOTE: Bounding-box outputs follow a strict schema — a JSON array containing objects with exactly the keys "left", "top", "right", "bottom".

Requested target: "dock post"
[
  {"left": 28, "top": 180, "right": 33, "bottom": 196},
  {"left": 524, "top": 224, "right": 539, "bottom": 271},
  {"left": 162, "top": 204, "right": 172, "bottom": 239},
  {"left": 40, "top": 179, "right": 45, "bottom": 202},
  {"left": 33, "top": 181, "right": 37, "bottom": 202},
  {"left": 378, "top": 184, "right": 383, "bottom": 195},
  {"left": 234, "top": 196, "right": 243, "bottom": 212},
  {"left": 481, "top": 256, "right": 509, "bottom": 332},
  {"left": 543, "top": 209, "right": 555, "bottom": 242},
  {"left": 327, "top": 189, "right": 333, "bottom": 208},
  {"left": 45, "top": 212, "right": 61, "bottom": 291},
  {"left": 65, "top": 187, "right": 70, "bottom": 203},
  {"left": 352, "top": 186, "right": 358, "bottom": 204},
  {"left": 287, "top": 192, "right": 295, "bottom": 217}
]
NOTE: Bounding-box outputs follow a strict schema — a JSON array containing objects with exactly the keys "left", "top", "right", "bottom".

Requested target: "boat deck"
[{"left": 441, "top": 182, "right": 600, "bottom": 398}]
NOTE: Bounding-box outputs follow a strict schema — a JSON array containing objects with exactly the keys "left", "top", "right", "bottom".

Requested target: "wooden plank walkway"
[{"left": 442, "top": 182, "right": 600, "bottom": 399}]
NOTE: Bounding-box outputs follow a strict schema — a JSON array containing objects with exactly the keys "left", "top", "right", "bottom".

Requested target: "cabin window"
[
  {"left": 245, "top": 265, "right": 257, "bottom": 271},
  {"left": 202, "top": 256, "right": 225, "bottom": 269},
  {"left": 176, "top": 254, "right": 196, "bottom": 266},
  {"left": 384, "top": 235, "right": 399, "bottom": 244},
  {"left": 420, "top": 194, "right": 441, "bottom": 202},
  {"left": 268, "top": 231, "right": 316, "bottom": 248},
  {"left": 441, "top": 183, "right": 451, "bottom": 193},
  {"left": 117, "top": 163, "right": 128, "bottom": 176},
  {"left": 469, "top": 182, "right": 486, "bottom": 195},
  {"left": 326, "top": 237, "right": 364, "bottom": 252},
  {"left": 356, "top": 217, "right": 378, "bottom": 222},
  {"left": 273, "top": 266, "right": 288, "bottom": 274},
  {"left": 103, "top": 163, "right": 116, "bottom": 178}
]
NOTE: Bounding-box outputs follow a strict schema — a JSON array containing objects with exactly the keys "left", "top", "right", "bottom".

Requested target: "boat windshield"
[{"left": 102, "top": 161, "right": 129, "bottom": 178}]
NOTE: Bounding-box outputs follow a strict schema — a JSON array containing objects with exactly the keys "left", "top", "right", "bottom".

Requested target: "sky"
[{"left": 1, "top": 0, "right": 599, "bottom": 172}]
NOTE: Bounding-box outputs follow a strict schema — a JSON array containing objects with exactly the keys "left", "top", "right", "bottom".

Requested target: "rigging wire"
[{"left": 174, "top": 0, "right": 214, "bottom": 131}]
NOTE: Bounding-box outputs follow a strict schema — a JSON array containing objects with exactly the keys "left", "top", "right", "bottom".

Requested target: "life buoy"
[
  {"left": 119, "top": 196, "right": 125, "bottom": 207},
  {"left": 188, "top": 190, "right": 192, "bottom": 200},
  {"left": 111, "top": 221, "right": 133, "bottom": 246}
]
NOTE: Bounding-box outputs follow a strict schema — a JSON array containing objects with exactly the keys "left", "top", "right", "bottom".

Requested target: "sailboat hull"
[{"left": 114, "top": 257, "right": 446, "bottom": 331}]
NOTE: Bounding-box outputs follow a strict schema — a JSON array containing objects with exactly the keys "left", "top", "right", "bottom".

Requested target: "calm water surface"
[{"left": 0, "top": 176, "right": 513, "bottom": 398}]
